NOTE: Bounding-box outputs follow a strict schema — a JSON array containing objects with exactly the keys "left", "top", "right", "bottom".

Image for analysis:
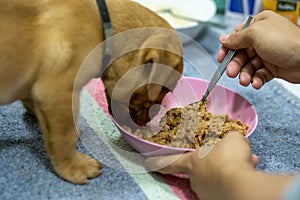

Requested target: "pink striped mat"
[{"left": 85, "top": 78, "right": 198, "bottom": 200}]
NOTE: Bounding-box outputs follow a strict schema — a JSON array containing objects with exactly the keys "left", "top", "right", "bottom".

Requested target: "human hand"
[
  {"left": 217, "top": 10, "right": 300, "bottom": 89},
  {"left": 145, "top": 132, "right": 259, "bottom": 200}
]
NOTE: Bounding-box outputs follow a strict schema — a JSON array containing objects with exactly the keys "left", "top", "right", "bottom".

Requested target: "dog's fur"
[
  {"left": 0, "top": 0, "right": 183, "bottom": 184},
  {"left": 102, "top": 0, "right": 184, "bottom": 126}
]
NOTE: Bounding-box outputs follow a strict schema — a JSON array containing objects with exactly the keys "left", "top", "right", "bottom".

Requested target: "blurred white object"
[
  {"left": 132, "top": 0, "right": 217, "bottom": 42},
  {"left": 253, "top": 0, "right": 262, "bottom": 15},
  {"left": 276, "top": 79, "right": 300, "bottom": 99},
  {"left": 168, "top": 0, "right": 217, "bottom": 24}
]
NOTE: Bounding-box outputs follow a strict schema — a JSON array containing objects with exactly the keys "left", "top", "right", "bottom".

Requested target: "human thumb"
[
  {"left": 144, "top": 153, "right": 191, "bottom": 174},
  {"left": 219, "top": 28, "right": 252, "bottom": 50}
]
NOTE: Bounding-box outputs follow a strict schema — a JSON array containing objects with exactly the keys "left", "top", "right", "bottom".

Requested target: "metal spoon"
[{"left": 200, "top": 16, "right": 253, "bottom": 104}]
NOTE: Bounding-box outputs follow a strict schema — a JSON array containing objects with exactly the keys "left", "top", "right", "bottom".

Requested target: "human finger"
[
  {"left": 221, "top": 131, "right": 253, "bottom": 158},
  {"left": 239, "top": 56, "right": 264, "bottom": 86},
  {"left": 251, "top": 67, "right": 274, "bottom": 89},
  {"left": 252, "top": 154, "right": 259, "bottom": 167},
  {"left": 218, "top": 35, "right": 256, "bottom": 63},
  {"left": 217, "top": 44, "right": 229, "bottom": 63},
  {"left": 220, "top": 23, "right": 254, "bottom": 50},
  {"left": 226, "top": 50, "right": 248, "bottom": 78},
  {"left": 144, "top": 152, "right": 192, "bottom": 174}
]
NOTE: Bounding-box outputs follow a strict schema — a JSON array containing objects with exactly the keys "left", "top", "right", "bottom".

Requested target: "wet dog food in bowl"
[{"left": 111, "top": 77, "right": 258, "bottom": 157}]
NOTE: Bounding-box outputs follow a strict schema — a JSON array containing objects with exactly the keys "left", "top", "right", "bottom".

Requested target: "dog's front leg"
[{"left": 31, "top": 79, "right": 103, "bottom": 184}]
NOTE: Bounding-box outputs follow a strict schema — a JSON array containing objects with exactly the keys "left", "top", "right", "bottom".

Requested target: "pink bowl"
[{"left": 111, "top": 77, "right": 258, "bottom": 157}]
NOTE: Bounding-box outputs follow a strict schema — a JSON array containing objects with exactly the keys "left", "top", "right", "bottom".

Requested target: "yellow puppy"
[{"left": 0, "top": 0, "right": 183, "bottom": 184}]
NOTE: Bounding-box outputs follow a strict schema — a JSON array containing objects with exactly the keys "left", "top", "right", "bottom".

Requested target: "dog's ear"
[{"left": 144, "top": 49, "right": 163, "bottom": 101}]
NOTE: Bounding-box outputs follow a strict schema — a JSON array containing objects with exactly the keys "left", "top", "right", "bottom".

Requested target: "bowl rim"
[{"left": 111, "top": 76, "right": 258, "bottom": 152}]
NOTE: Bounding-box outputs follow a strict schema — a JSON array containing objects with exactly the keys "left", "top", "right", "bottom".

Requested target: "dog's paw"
[{"left": 55, "top": 152, "right": 103, "bottom": 184}]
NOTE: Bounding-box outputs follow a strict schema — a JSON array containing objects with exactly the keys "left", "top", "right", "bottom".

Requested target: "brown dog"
[{"left": 0, "top": 0, "right": 183, "bottom": 184}]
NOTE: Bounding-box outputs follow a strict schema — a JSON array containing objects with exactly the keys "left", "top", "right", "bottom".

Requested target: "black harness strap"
[{"left": 95, "top": 0, "right": 113, "bottom": 76}]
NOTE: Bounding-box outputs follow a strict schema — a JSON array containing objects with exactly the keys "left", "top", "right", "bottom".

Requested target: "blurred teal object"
[{"left": 213, "top": 0, "right": 226, "bottom": 13}]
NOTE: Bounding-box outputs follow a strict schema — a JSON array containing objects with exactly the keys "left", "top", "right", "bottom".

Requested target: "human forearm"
[
  {"left": 145, "top": 132, "right": 296, "bottom": 200},
  {"left": 227, "top": 169, "right": 293, "bottom": 200}
]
